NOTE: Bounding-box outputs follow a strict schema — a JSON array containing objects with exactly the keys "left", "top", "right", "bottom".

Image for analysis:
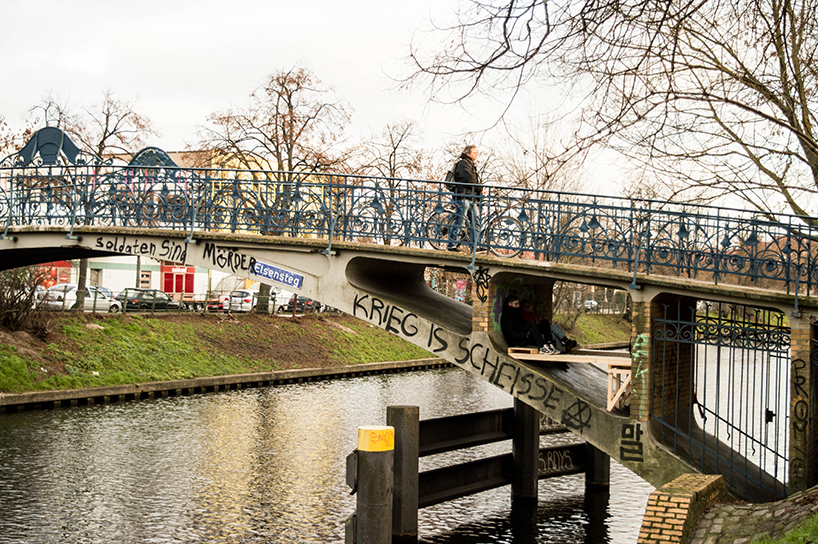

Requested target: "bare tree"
[
  {"left": 30, "top": 91, "right": 158, "bottom": 161},
  {"left": 30, "top": 92, "right": 158, "bottom": 307},
  {"left": 28, "top": 93, "right": 77, "bottom": 133},
  {"left": 359, "top": 120, "right": 426, "bottom": 179},
  {"left": 353, "top": 120, "right": 430, "bottom": 245},
  {"left": 0, "top": 115, "right": 34, "bottom": 161},
  {"left": 199, "top": 65, "right": 352, "bottom": 175},
  {"left": 406, "top": 0, "right": 818, "bottom": 223},
  {"left": 69, "top": 91, "right": 157, "bottom": 160},
  {"left": 495, "top": 114, "right": 585, "bottom": 193}
]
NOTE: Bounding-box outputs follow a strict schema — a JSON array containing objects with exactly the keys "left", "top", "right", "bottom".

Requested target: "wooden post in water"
[
  {"left": 511, "top": 398, "right": 540, "bottom": 501},
  {"left": 585, "top": 443, "right": 610, "bottom": 488},
  {"left": 388, "top": 405, "right": 419, "bottom": 543},
  {"left": 345, "top": 426, "right": 394, "bottom": 544}
]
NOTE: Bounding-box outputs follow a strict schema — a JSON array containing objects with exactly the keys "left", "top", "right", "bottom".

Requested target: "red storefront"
[
  {"left": 44, "top": 261, "right": 73, "bottom": 288},
  {"left": 161, "top": 263, "right": 195, "bottom": 296}
]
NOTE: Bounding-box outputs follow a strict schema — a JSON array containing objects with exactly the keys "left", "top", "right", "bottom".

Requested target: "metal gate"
[{"left": 651, "top": 300, "right": 790, "bottom": 502}]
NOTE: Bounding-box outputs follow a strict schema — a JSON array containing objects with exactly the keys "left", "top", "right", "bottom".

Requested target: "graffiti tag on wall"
[
  {"left": 632, "top": 333, "right": 649, "bottom": 381},
  {"left": 95, "top": 236, "right": 187, "bottom": 262},
  {"left": 791, "top": 357, "right": 809, "bottom": 483},
  {"left": 620, "top": 423, "right": 644, "bottom": 462},
  {"left": 538, "top": 448, "right": 575, "bottom": 476},
  {"left": 353, "top": 292, "right": 592, "bottom": 433}
]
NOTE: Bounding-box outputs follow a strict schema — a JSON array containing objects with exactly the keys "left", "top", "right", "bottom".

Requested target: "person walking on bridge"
[{"left": 447, "top": 145, "right": 483, "bottom": 252}]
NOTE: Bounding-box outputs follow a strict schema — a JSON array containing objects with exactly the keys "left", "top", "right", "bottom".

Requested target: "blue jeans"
[
  {"left": 550, "top": 324, "right": 569, "bottom": 351},
  {"left": 447, "top": 197, "right": 482, "bottom": 249}
]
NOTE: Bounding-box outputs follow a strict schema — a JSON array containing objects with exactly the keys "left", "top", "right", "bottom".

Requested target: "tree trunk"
[
  {"left": 72, "top": 258, "right": 88, "bottom": 311},
  {"left": 135, "top": 256, "right": 142, "bottom": 287}
]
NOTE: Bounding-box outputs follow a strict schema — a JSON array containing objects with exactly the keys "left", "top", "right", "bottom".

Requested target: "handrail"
[{"left": 1, "top": 161, "right": 816, "bottom": 298}]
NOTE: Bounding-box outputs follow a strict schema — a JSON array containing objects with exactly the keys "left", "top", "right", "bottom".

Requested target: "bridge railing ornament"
[{"left": 1, "top": 128, "right": 816, "bottom": 299}]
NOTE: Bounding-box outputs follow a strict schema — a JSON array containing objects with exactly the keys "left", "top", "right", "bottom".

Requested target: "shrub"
[{"left": 0, "top": 265, "right": 49, "bottom": 332}]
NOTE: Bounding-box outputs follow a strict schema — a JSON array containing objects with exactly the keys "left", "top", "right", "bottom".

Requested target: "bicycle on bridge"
[{"left": 424, "top": 197, "right": 526, "bottom": 258}]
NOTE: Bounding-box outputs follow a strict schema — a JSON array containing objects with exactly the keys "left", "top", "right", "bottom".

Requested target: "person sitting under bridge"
[
  {"left": 501, "top": 295, "right": 559, "bottom": 354},
  {"left": 520, "top": 299, "right": 578, "bottom": 354}
]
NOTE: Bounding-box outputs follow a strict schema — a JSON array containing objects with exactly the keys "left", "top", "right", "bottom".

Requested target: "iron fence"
[
  {"left": 2, "top": 134, "right": 817, "bottom": 298},
  {"left": 651, "top": 300, "right": 790, "bottom": 502}
]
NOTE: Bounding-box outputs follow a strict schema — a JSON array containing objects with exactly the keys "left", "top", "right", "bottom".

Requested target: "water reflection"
[{"left": 0, "top": 367, "right": 653, "bottom": 543}]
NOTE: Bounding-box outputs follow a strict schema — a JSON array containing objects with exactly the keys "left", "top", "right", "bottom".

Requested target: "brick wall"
[
  {"left": 631, "top": 299, "right": 650, "bottom": 421},
  {"left": 472, "top": 284, "right": 493, "bottom": 332},
  {"left": 638, "top": 473, "right": 727, "bottom": 544},
  {"left": 789, "top": 319, "right": 815, "bottom": 492}
]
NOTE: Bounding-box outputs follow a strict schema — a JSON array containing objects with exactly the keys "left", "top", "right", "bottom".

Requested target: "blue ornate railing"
[{"left": 1, "top": 128, "right": 817, "bottom": 302}]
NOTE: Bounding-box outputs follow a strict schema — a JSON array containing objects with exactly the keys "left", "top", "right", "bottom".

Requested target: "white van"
[{"left": 273, "top": 288, "right": 295, "bottom": 312}]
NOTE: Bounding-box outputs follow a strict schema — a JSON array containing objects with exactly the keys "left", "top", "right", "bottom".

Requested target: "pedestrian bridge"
[{"left": 2, "top": 127, "right": 817, "bottom": 503}]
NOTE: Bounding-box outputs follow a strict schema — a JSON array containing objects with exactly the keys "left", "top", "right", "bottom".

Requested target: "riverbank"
[
  {"left": 0, "top": 358, "right": 450, "bottom": 413},
  {"left": 0, "top": 312, "right": 434, "bottom": 394},
  {"left": 0, "top": 310, "right": 632, "bottom": 395}
]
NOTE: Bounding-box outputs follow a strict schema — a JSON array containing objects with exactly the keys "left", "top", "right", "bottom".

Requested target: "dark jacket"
[
  {"left": 500, "top": 302, "right": 530, "bottom": 347},
  {"left": 452, "top": 153, "right": 481, "bottom": 199}
]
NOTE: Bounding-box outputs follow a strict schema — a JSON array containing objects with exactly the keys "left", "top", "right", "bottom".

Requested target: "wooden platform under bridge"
[{"left": 508, "top": 347, "right": 632, "bottom": 411}]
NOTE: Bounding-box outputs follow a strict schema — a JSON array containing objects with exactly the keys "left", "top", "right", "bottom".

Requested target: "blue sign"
[{"left": 251, "top": 259, "right": 304, "bottom": 289}]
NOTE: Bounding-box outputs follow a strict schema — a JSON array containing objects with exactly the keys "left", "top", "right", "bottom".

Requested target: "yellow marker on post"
[
  {"left": 358, "top": 425, "right": 394, "bottom": 452},
  {"left": 348, "top": 425, "right": 395, "bottom": 543}
]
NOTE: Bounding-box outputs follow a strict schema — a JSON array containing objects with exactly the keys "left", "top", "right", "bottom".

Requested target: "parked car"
[
  {"left": 95, "top": 286, "right": 113, "bottom": 299},
  {"left": 28, "top": 285, "right": 46, "bottom": 308},
  {"left": 285, "top": 295, "right": 321, "bottom": 314},
  {"left": 275, "top": 290, "right": 295, "bottom": 313},
  {"left": 206, "top": 292, "right": 231, "bottom": 312},
  {"left": 229, "top": 286, "right": 300, "bottom": 313},
  {"left": 42, "top": 284, "right": 122, "bottom": 313},
  {"left": 584, "top": 300, "right": 600, "bottom": 312},
  {"left": 228, "top": 287, "right": 264, "bottom": 312},
  {"left": 231, "top": 288, "right": 290, "bottom": 313},
  {"left": 116, "top": 288, "right": 183, "bottom": 311},
  {"left": 228, "top": 288, "right": 256, "bottom": 312}
]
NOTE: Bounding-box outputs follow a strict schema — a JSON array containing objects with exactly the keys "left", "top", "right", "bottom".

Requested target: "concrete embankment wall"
[{"left": 0, "top": 358, "right": 450, "bottom": 413}]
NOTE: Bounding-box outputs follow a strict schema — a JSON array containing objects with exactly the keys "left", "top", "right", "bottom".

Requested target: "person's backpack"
[{"left": 444, "top": 162, "right": 458, "bottom": 191}]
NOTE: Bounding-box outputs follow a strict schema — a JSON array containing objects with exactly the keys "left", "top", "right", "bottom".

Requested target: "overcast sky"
[{"left": 1, "top": 0, "right": 503, "bottom": 152}]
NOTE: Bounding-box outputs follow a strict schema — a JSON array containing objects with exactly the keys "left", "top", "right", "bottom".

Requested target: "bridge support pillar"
[
  {"left": 511, "top": 398, "right": 540, "bottom": 501},
  {"left": 656, "top": 295, "right": 696, "bottom": 435},
  {"left": 387, "top": 405, "right": 419, "bottom": 543},
  {"left": 788, "top": 317, "right": 816, "bottom": 494},
  {"left": 628, "top": 290, "right": 653, "bottom": 422},
  {"left": 585, "top": 443, "right": 610, "bottom": 488}
]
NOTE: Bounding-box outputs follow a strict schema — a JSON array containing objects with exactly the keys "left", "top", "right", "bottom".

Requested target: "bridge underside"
[
  {"left": 1, "top": 225, "right": 812, "bottom": 502},
  {"left": 0, "top": 245, "right": 120, "bottom": 269}
]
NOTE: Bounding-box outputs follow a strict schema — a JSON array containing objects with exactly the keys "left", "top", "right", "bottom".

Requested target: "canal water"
[{"left": 0, "top": 367, "right": 654, "bottom": 543}]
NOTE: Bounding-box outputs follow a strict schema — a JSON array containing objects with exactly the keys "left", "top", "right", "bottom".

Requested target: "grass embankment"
[
  {"left": 558, "top": 311, "right": 631, "bottom": 346},
  {"left": 753, "top": 516, "right": 818, "bottom": 543},
  {"left": 0, "top": 311, "right": 631, "bottom": 394}
]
